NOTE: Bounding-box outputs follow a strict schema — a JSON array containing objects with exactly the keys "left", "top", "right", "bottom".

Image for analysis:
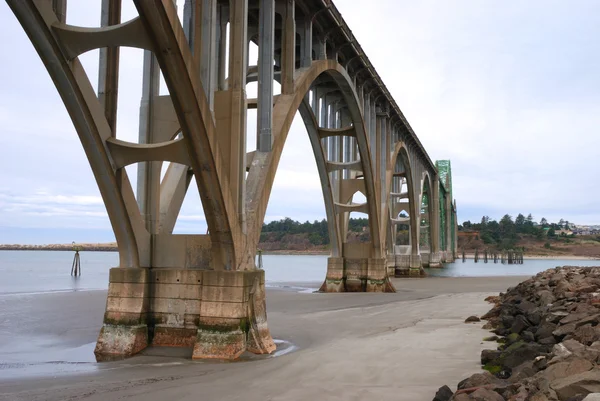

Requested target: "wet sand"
[{"left": 0, "top": 276, "right": 527, "bottom": 401}]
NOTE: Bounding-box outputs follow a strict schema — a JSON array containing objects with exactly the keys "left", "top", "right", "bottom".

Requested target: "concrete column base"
[
  {"left": 319, "top": 257, "right": 395, "bottom": 293},
  {"left": 395, "top": 254, "right": 425, "bottom": 277},
  {"left": 428, "top": 251, "right": 443, "bottom": 268},
  {"left": 94, "top": 268, "right": 275, "bottom": 361},
  {"left": 193, "top": 270, "right": 276, "bottom": 360},
  {"left": 94, "top": 268, "right": 149, "bottom": 361}
]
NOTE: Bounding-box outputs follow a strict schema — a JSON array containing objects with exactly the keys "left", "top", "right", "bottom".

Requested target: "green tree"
[{"left": 515, "top": 213, "right": 525, "bottom": 232}]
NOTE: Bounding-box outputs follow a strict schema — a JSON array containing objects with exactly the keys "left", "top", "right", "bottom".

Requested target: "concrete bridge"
[{"left": 6, "top": 0, "right": 458, "bottom": 360}]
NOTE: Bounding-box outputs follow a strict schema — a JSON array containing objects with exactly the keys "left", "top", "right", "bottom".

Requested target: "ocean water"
[{"left": 0, "top": 250, "right": 599, "bottom": 295}]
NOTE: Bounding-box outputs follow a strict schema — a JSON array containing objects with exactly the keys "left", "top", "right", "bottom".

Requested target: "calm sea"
[{"left": 0, "top": 250, "right": 599, "bottom": 295}]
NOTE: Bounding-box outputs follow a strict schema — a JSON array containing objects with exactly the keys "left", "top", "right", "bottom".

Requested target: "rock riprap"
[{"left": 435, "top": 266, "right": 600, "bottom": 401}]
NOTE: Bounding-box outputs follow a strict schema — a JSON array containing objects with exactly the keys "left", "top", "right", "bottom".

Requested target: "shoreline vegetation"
[{"left": 2, "top": 215, "right": 599, "bottom": 260}]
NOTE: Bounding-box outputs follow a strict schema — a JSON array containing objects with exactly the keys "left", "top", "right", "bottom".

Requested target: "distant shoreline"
[{"left": 1, "top": 244, "right": 598, "bottom": 260}]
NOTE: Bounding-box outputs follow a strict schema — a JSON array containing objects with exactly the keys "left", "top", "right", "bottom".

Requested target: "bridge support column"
[
  {"left": 320, "top": 257, "right": 394, "bottom": 293},
  {"left": 95, "top": 268, "right": 275, "bottom": 361},
  {"left": 95, "top": 268, "right": 150, "bottom": 361},
  {"left": 409, "top": 254, "right": 425, "bottom": 277}
]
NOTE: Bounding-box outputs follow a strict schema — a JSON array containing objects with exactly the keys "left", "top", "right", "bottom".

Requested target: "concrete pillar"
[
  {"left": 217, "top": 4, "right": 228, "bottom": 90},
  {"left": 429, "top": 175, "right": 442, "bottom": 267},
  {"left": 318, "top": 38, "right": 327, "bottom": 60},
  {"left": 183, "top": 0, "right": 217, "bottom": 109},
  {"left": 445, "top": 195, "right": 453, "bottom": 260},
  {"left": 280, "top": 0, "right": 295, "bottom": 94},
  {"left": 300, "top": 17, "right": 312, "bottom": 68},
  {"left": 320, "top": 92, "right": 328, "bottom": 154},
  {"left": 137, "top": 50, "right": 161, "bottom": 237},
  {"left": 98, "top": 0, "right": 121, "bottom": 135},
  {"left": 257, "top": 0, "right": 274, "bottom": 152}
]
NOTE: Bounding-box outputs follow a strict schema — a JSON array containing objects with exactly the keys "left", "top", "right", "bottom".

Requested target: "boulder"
[
  {"left": 522, "top": 331, "right": 535, "bottom": 343},
  {"left": 482, "top": 349, "right": 503, "bottom": 365},
  {"left": 573, "top": 325, "right": 600, "bottom": 346},
  {"left": 528, "top": 309, "right": 543, "bottom": 326},
  {"left": 469, "top": 388, "right": 505, "bottom": 401},
  {"left": 511, "top": 315, "right": 531, "bottom": 335},
  {"left": 553, "top": 323, "right": 578, "bottom": 340},
  {"left": 552, "top": 343, "right": 574, "bottom": 361},
  {"left": 466, "top": 316, "right": 482, "bottom": 323},
  {"left": 536, "top": 322, "right": 558, "bottom": 341},
  {"left": 543, "top": 358, "right": 593, "bottom": 381},
  {"left": 583, "top": 393, "right": 600, "bottom": 400},
  {"left": 458, "top": 372, "right": 503, "bottom": 390},
  {"left": 433, "top": 385, "right": 454, "bottom": 401},
  {"left": 549, "top": 312, "right": 570, "bottom": 324},
  {"left": 551, "top": 369, "right": 600, "bottom": 400},
  {"left": 502, "top": 342, "right": 547, "bottom": 369}
]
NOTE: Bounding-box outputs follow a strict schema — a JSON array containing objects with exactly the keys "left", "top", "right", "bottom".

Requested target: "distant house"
[{"left": 555, "top": 229, "right": 573, "bottom": 236}]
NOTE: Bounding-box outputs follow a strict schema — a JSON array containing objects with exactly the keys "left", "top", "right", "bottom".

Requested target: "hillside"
[{"left": 458, "top": 233, "right": 600, "bottom": 258}]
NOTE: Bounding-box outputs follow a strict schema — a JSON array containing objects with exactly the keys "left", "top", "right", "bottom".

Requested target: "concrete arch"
[
  {"left": 385, "top": 142, "right": 419, "bottom": 255},
  {"left": 419, "top": 171, "right": 434, "bottom": 255},
  {"left": 244, "top": 59, "right": 383, "bottom": 265},
  {"left": 7, "top": 0, "right": 145, "bottom": 268}
]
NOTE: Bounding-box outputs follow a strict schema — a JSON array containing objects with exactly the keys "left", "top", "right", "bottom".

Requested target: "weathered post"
[{"left": 71, "top": 241, "right": 81, "bottom": 277}]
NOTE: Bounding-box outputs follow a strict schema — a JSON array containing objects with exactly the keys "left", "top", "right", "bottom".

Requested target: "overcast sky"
[{"left": 0, "top": 1, "right": 599, "bottom": 244}]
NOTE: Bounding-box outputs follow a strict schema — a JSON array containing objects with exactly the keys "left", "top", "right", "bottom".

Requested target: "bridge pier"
[
  {"left": 95, "top": 268, "right": 275, "bottom": 361},
  {"left": 428, "top": 251, "right": 443, "bottom": 268},
  {"left": 320, "top": 257, "right": 395, "bottom": 293},
  {"left": 391, "top": 253, "right": 425, "bottom": 277}
]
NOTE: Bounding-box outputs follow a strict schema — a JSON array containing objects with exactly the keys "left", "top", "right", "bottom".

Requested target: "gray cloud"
[{"left": 0, "top": 0, "right": 599, "bottom": 244}]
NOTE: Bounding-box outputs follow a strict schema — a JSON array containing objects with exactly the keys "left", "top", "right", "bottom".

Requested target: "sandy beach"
[{"left": 0, "top": 276, "right": 531, "bottom": 401}]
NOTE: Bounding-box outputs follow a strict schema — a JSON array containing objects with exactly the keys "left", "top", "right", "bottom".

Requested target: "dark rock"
[
  {"left": 534, "top": 356, "right": 548, "bottom": 370},
  {"left": 509, "top": 361, "right": 536, "bottom": 383},
  {"left": 517, "top": 300, "right": 537, "bottom": 315},
  {"left": 502, "top": 314, "right": 516, "bottom": 329},
  {"left": 466, "top": 315, "right": 482, "bottom": 323},
  {"left": 511, "top": 315, "right": 531, "bottom": 334},
  {"left": 536, "top": 322, "right": 558, "bottom": 341},
  {"left": 539, "top": 336, "right": 557, "bottom": 346},
  {"left": 502, "top": 342, "right": 547, "bottom": 369},
  {"left": 522, "top": 331, "right": 536, "bottom": 343},
  {"left": 506, "top": 333, "right": 521, "bottom": 345},
  {"left": 432, "top": 384, "right": 453, "bottom": 401},
  {"left": 484, "top": 336, "right": 500, "bottom": 342},
  {"left": 528, "top": 309, "right": 543, "bottom": 326},
  {"left": 494, "top": 327, "right": 510, "bottom": 337},
  {"left": 482, "top": 349, "right": 502, "bottom": 365}
]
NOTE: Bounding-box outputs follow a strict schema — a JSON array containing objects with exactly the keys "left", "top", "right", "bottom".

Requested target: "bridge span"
[{"left": 6, "top": 0, "right": 458, "bottom": 360}]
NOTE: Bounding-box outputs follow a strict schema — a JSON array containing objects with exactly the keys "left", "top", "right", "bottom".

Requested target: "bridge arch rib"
[
  {"left": 245, "top": 59, "right": 393, "bottom": 292},
  {"left": 385, "top": 141, "right": 421, "bottom": 276},
  {"left": 4, "top": 0, "right": 465, "bottom": 361}
]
